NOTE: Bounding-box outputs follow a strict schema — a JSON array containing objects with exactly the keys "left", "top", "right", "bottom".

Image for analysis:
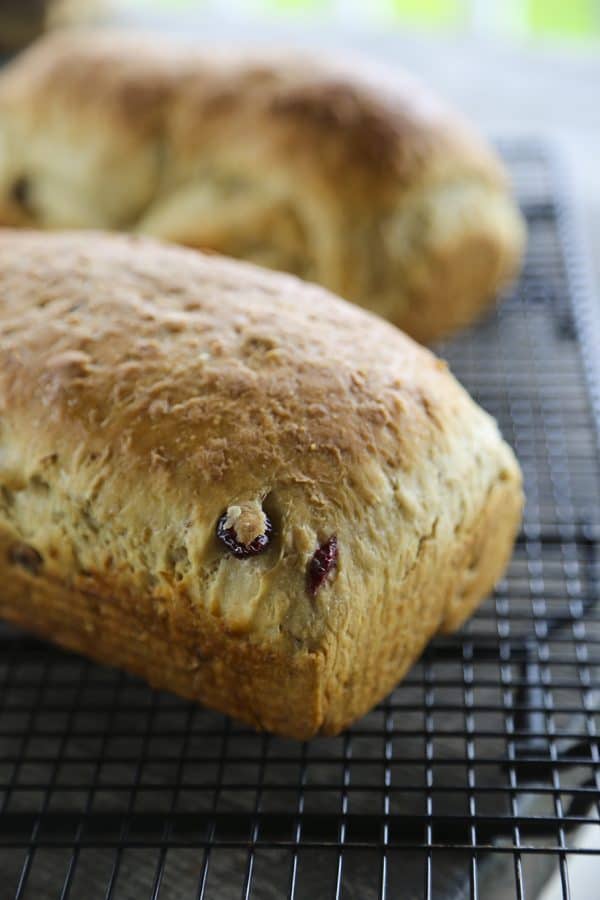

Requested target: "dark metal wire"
[{"left": 0, "top": 142, "right": 599, "bottom": 899}]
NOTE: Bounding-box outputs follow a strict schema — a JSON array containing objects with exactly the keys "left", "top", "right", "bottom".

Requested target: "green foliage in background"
[
  {"left": 266, "top": 0, "right": 324, "bottom": 8},
  {"left": 390, "top": 0, "right": 599, "bottom": 37},
  {"left": 391, "top": 0, "right": 463, "bottom": 28},
  {"left": 528, "top": 0, "right": 597, "bottom": 37},
  {"left": 131, "top": 0, "right": 600, "bottom": 40}
]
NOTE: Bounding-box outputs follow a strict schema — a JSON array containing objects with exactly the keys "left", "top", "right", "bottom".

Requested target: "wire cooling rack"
[{"left": 0, "top": 140, "right": 598, "bottom": 900}]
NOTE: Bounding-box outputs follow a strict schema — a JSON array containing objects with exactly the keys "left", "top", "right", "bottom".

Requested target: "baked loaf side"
[
  {"left": 0, "top": 231, "right": 523, "bottom": 737},
  {"left": 0, "top": 31, "right": 525, "bottom": 342}
]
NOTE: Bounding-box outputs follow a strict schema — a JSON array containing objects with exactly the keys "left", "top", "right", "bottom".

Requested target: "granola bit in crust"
[{"left": 217, "top": 501, "right": 272, "bottom": 558}]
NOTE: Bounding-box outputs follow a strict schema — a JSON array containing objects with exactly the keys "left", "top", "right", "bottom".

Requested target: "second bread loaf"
[{"left": 0, "top": 31, "right": 525, "bottom": 342}]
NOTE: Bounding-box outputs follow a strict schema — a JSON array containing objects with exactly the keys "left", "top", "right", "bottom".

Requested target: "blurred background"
[
  {"left": 6, "top": 0, "right": 600, "bottom": 47},
  {"left": 8, "top": 0, "right": 600, "bottom": 49},
  {"left": 10, "top": 0, "right": 600, "bottom": 42},
  {"left": 119, "top": 0, "right": 600, "bottom": 40}
]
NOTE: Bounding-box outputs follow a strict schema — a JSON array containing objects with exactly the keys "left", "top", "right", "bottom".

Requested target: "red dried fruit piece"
[
  {"left": 216, "top": 510, "right": 273, "bottom": 559},
  {"left": 307, "top": 535, "right": 338, "bottom": 597}
]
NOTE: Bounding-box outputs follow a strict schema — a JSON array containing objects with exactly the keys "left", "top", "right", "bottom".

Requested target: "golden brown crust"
[
  {"left": 0, "top": 30, "right": 525, "bottom": 342},
  {"left": 0, "top": 230, "right": 522, "bottom": 737},
  {"left": 0, "top": 548, "right": 325, "bottom": 739}
]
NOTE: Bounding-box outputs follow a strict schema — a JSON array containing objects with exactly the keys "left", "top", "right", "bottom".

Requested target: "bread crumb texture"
[{"left": 0, "top": 231, "right": 523, "bottom": 737}]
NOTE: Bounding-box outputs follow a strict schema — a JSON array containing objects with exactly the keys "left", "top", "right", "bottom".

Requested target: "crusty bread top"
[
  {"left": 0, "top": 230, "right": 521, "bottom": 649},
  {"left": 0, "top": 29, "right": 506, "bottom": 194},
  {"left": 0, "top": 229, "right": 460, "bottom": 491}
]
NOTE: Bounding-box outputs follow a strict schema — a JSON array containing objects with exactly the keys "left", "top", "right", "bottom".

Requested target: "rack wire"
[{"left": 0, "top": 141, "right": 598, "bottom": 899}]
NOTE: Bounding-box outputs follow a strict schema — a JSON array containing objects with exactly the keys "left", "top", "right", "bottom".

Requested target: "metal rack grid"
[{"left": 0, "top": 141, "right": 599, "bottom": 900}]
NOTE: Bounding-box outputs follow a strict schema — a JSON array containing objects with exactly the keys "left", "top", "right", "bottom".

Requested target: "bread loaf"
[
  {"left": 0, "top": 31, "right": 525, "bottom": 343},
  {"left": 0, "top": 230, "right": 523, "bottom": 737}
]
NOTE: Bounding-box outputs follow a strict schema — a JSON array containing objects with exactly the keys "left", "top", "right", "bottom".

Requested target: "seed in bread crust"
[
  {"left": 10, "top": 176, "right": 31, "bottom": 211},
  {"left": 8, "top": 542, "right": 43, "bottom": 575},
  {"left": 216, "top": 502, "right": 273, "bottom": 558}
]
